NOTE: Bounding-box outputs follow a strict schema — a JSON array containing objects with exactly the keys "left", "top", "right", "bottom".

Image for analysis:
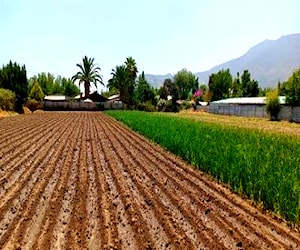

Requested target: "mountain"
[
  {"left": 144, "top": 73, "right": 173, "bottom": 89},
  {"left": 145, "top": 33, "right": 300, "bottom": 89}
]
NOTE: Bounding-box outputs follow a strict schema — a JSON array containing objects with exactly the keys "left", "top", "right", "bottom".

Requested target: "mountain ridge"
[{"left": 145, "top": 33, "right": 300, "bottom": 89}]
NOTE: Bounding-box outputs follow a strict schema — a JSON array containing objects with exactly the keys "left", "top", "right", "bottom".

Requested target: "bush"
[
  {"left": 29, "top": 82, "right": 45, "bottom": 101},
  {"left": 0, "top": 88, "right": 16, "bottom": 111},
  {"left": 180, "top": 101, "right": 193, "bottom": 110},
  {"left": 266, "top": 89, "right": 281, "bottom": 121},
  {"left": 25, "top": 99, "right": 43, "bottom": 112}
]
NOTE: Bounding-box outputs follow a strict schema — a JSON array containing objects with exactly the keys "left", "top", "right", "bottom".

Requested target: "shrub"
[
  {"left": 29, "top": 82, "right": 45, "bottom": 101},
  {"left": 266, "top": 89, "right": 281, "bottom": 121},
  {"left": 0, "top": 88, "right": 16, "bottom": 111},
  {"left": 25, "top": 99, "right": 43, "bottom": 112}
]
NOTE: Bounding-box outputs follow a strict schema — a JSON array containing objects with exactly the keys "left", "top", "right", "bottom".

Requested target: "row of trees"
[
  {"left": 0, "top": 61, "right": 28, "bottom": 112},
  {"left": 29, "top": 73, "right": 80, "bottom": 98},
  {"left": 208, "top": 69, "right": 259, "bottom": 101},
  {"left": 0, "top": 60, "right": 81, "bottom": 112}
]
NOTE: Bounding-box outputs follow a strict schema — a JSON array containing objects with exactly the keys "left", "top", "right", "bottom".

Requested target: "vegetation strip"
[{"left": 105, "top": 110, "right": 300, "bottom": 226}]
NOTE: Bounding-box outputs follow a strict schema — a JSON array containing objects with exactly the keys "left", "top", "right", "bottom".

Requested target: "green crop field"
[{"left": 105, "top": 110, "right": 300, "bottom": 226}]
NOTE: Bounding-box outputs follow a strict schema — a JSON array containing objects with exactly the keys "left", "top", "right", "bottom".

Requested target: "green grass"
[{"left": 105, "top": 110, "right": 300, "bottom": 226}]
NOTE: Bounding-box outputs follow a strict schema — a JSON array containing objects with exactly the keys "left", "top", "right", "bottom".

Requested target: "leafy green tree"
[
  {"left": 230, "top": 72, "right": 242, "bottom": 97},
  {"left": 63, "top": 79, "right": 80, "bottom": 97},
  {"left": 71, "top": 56, "right": 103, "bottom": 98},
  {"left": 173, "top": 69, "right": 198, "bottom": 100},
  {"left": 208, "top": 69, "right": 232, "bottom": 101},
  {"left": 285, "top": 68, "right": 300, "bottom": 106},
  {"left": 0, "top": 88, "right": 16, "bottom": 111},
  {"left": 241, "top": 70, "right": 259, "bottom": 97},
  {"left": 266, "top": 89, "right": 281, "bottom": 120},
  {"left": 133, "top": 71, "right": 155, "bottom": 105},
  {"left": 29, "top": 81, "right": 45, "bottom": 101},
  {"left": 107, "top": 65, "right": 130, "bottom": 104},
  {"left": 159, "top": 78, "right": 179, "bottom": 112},
  {"left": 0, "top": 61, "right": 28, "bottom": 112}
]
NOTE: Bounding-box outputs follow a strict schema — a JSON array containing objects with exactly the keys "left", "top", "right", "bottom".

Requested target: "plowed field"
[{"left": 0, "top": 112, "right": 299, "bottom": 249}]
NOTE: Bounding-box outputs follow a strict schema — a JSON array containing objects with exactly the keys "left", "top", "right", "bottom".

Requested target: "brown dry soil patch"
[
  {"left": 177, "top": 110, "right": 300, "bottom": 137},
  {"left": 0, "top": 111, "right": 299, "bottom": 249}
]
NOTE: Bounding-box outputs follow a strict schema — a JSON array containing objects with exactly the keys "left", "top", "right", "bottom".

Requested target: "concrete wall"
[
  {"left": 44, "top": 101, "right": 123, "bottom": 111},
  {"left": 197, "top": 104, "right": 300, "bottom": 122}
]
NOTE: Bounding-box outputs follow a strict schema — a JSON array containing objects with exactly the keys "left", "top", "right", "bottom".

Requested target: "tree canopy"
[
  {"left": 0, "top": 61, "right": 28, "bottom": 112},
  {"left": 208, "top": 69, "right": 232, "bottom": 101},
  {"left": 72, "top": 56, "right": 103, "bottom": 98},
  {"left": 173, "top": 69, "right": 198, "bottom": 100},
  {"left": 285, "top": 68, "right": 300, "bottom": 106},
  {"left": 107, "top": 57, "right": 138, "bottom": 105}
]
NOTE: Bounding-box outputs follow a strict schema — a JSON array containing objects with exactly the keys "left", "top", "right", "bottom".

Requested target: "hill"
[{"left": 145, "top": 33, "right": 300, "bottom": 89}]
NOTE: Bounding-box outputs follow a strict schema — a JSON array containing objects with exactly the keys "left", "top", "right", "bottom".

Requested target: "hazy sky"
[{"left": 0, "top": 0, "right": 299, "bottom": 90}]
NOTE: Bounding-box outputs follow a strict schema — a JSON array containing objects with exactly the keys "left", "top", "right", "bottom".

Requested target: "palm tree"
[
  {"left": 125, "top": 56, "right": 138, "bottom": 81},
  {"left": 107, "top": 65, "right": 130, "bottom": 104},
  {"left": 71, "top": 56, "right": 103, "bottom": 99}
]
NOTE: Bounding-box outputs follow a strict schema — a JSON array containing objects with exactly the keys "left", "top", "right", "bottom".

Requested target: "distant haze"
[{"left": 146, "top": 33, "right": 300, "bottom": 89}]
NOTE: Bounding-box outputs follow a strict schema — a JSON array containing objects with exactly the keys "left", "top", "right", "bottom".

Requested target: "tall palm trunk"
[{"left": 84, "top": 81, "right": 90, "bottom": 98}]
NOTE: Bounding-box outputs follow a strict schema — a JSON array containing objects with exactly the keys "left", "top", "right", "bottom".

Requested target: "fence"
[
  {"left": 197, "top": 104, "right": 300, "bottom": 122},
  {"left": 44, "top": 101, "right": 123, "bottom": 111}
]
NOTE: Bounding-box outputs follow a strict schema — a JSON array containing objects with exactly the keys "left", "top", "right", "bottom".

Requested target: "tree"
[
  {"left": 159, "top": 78, "right": 179, "bottom": 112},
  {"left": 133, "top": 71, "right": 155, "bottom": 105},
  {"left": 124, "top": 56, "right": 138, "bottom": 105},
  {"left": 107, "top": 65, "right": 130, "bottom": 104},
  {"left": 173, "top": 69, "right": 198, "bottom": 100},
  {"left": 29, "top": 81, "right": 44, "bottom": 101},
  {"left": 285, "top": 68, "right": 300, "bottom": 106},
  {"left": 241, "top": 70, "right": 259, "bottom": 97},
  {"left": 107, "top": 57, "right": 139, "bottom": 106},
  {"left": 208, "top": 69, "right": 232, "bottom": 101},
  {"left": 125, "top": 56, "right": 138, "bottom": 81},
  {"left": 63, "top": 79, "right": 80, "bottom": 97},
  {"left": 230, "top": 72, "right": 242, "bottom": 97},
  {"left": 266, "top": 89, "right": 281, "bottom": 121},
  {"left": 0, "top": 61, "right": 28, "bottom": 112},
  {"left": 71, "top": 56, "right": 103, "bottom": 98}
]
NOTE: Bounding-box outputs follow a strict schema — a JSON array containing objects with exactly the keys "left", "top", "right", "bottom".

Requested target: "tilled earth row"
[{"left": 0, "top": 112, "right": 299, "bottom": 249}]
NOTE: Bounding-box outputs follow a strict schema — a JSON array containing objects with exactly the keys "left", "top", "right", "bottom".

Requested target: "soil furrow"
[
  {"left": 0, "top": 116, "right": 70, "bottom": 197},
  {"left": 50, "top": 128, "right": 82, "bottom": 249},
  {"left": 89, "top": 115, "right": 119, "bottom": 249},
  {"left": 0, "top": 111, "right": 299, "bottom": 250},
  {"left": 33, "top": 115, "right": 82, "bottom": 249},
  {"left": 0, "top": 115, "right": 75, "bottom": 248},
  {"left": 65, "top": 116, "right": 89, "bottom": 249},
  {"left": 96, "top": 120, "right": 153, "bottom": 249},
  {"left": 0, "top": 117, "right": 71, "bottom": 207},
  {"left": 100, "top": 115, "right": 227, "bottom": 249}
]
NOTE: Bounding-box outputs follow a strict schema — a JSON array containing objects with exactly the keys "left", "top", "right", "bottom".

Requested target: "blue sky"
[{"left": 0, "top": 0, "right": 299, "bottom": 90}]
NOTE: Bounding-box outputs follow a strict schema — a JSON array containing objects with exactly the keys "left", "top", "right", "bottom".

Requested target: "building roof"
[
  {"left": 108, "top": 94, "right": 120, "bottom": 100},
  {"left": 44, "top": 95, "right": 66, "bottom": 101},
  {"left": 211, "top": 96, "right": 286, "bottom": 105}
]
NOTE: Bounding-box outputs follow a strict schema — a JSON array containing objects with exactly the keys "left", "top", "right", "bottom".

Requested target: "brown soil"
[{"left": 0, "top": 111, "right": 299, "bottom": 249}]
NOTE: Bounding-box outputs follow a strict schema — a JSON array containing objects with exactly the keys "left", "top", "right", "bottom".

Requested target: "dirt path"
[{"left": 0, "top": 112, "right": 299, "bottom": 249}]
